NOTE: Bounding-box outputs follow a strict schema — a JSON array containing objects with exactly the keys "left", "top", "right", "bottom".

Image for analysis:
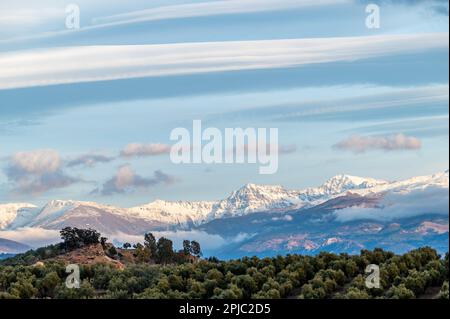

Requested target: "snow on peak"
[
  {"left": 24, "top": 200, "right": 123, "bottom": 229},
  {"left": 318, "top": 174, "right": 387, "bottom": 194},
  {"left": 299, "top": 174, "right": 387, "bottom": 201},
  {"left": 0, "top": 203, "right": 37, "bottom": 229},
  {"left": 230, "top": 183, "right": 290, "bottom": 201},
  {"left": 210, "top": 183, "right": 302, "bottom": 219},
  {"left": 128, "top": 200, "right": 215, "bottom": 227},
  {"left": 362, "top": 170, "right": 449, "bottom": 195}
]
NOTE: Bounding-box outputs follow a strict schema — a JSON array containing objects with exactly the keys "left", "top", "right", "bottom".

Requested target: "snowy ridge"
[
  {"left": 350, "top": 170, "right": 449, "bottom": 196},
  {"left": 0, "top": 170, "right": 448, "bottom": 231}
]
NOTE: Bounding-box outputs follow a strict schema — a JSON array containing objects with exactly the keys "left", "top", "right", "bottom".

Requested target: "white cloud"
[
  {"left": 5, "top": 149, "right": 79, "bottom": 195},
  {"left": 10, "top": 149, "right": 60, "bottom": 174},
  {"left": 0, "top": 33, "right": 447, "bottom": 90}
]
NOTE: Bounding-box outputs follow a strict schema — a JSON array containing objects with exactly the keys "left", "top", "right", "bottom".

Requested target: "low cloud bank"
[
  {"left": 0, "top": 227, "right": 60, "bottom": 248},
  {"left": 334, "top": 186, "right": 449, "bottom": 222},
  {"left": 110, "top": 230, "right": 252, "bottom": 252}
]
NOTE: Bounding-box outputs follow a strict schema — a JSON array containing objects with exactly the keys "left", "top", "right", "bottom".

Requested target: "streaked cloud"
[
  {"left": 345, "top": 115, "right": 449, "bottom": 138},
  {"left": 92, "top": 0, "right": 349, "bottom": 26},
  {"left": 91, "top": 164, "right": 178, "bottom": 196},
  {"left": 358, "top": 0, "right": 449, "bottom": 16},
  {"left": 0, "top": 7, "right": 63, "bottom": 27},
  {"left": 222, "top": 84, "right": 449, "bottom": 123},
  {"left": 0, "top": 33, "right": 447, "bottom": 90},
  {"left": 333, "top": 133, "right": 422, "bottom": 153},
  {"left": 120, "top": 143, "right": 171, "bottom": 158}
]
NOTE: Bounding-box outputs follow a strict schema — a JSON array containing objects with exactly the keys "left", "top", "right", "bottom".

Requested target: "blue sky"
[{"left": 0, "top": 0, "right": 448, "bottom": 207}]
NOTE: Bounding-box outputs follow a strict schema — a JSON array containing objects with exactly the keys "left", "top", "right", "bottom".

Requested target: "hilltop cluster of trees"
[
  {"left": 126, "top": 234, "right": 202, "bottom": 265},
  {"left": 60, "top": 227, "right": 101, "bottom": 250},
  {"left": 0, "top": 237, "right": 448, "bottom": 299}
]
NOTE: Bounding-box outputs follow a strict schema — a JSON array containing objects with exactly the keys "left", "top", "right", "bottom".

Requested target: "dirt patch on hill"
[{"left": 51, "top": 244, "right": 125, "bottom": 269}]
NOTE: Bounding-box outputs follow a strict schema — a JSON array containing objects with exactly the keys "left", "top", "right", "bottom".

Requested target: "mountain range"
[{"left": 0, "top": 171, "right": 448, "bottom": 257}]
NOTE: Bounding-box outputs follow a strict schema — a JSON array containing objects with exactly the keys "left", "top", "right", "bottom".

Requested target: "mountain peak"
[
  {"left": 236, "top": 183, "right": 285, "bottom": 194},
  {"left": 320, "top": 174, "right": 387, "bottom": 194},
  {"left": 228, "top": 183, "right": 291, "bottom": 204}
]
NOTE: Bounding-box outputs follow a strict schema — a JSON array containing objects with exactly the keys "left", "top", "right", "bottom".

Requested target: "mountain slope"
[{"left": 25, "top": 200, "right": 171, "bottom": 234}]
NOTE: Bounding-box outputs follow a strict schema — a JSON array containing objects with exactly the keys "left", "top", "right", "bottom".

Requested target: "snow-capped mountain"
[
  {"left": 128, "top": 200, "right": 215, "bottom": 227},
  {"left": 28, "top": 200, "right": 123, "bottom": 227},
  {"left": 209, "top": 183, "right": 304, "bottom": 219},
  {"left": 0, "top": 171, "right": 447, "bottom": 234}
]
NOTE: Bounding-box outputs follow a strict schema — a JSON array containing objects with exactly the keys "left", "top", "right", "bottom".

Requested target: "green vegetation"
[{"left": 0, "top": 228, "right": 448, "bottom": 299}]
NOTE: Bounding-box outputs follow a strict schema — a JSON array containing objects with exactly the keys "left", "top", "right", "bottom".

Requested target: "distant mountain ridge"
[
  {"left": 0, "top": 171, "right": 448, "bottom": 234},
  {"left": 0, "top": 238, "right": 31, "bottom": 254}
]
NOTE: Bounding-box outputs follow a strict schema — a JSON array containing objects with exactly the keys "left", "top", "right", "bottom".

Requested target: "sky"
[{"left": 0, "top": 0, "right": 448, "bottom": 207}]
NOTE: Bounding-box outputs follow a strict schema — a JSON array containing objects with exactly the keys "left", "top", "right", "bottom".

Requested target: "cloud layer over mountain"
[{"left": 334, "top": 186, "right": 449, "bottom": 222}]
